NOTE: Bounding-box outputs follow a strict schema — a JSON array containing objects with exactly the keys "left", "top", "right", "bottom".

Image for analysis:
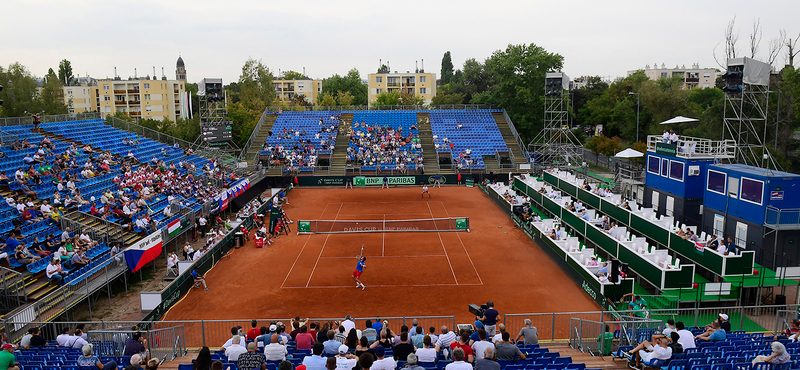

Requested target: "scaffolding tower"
[
  {"left": 198, "top": 78, "right": 227, "bottom": 126},
  {"left": 721, "top": 57, "right": 780, "bottom": 171},
  {"left": 529, "top": 72, "right": 583, "bottom": 169}
]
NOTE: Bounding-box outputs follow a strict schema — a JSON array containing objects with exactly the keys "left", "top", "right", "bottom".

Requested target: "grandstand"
[{"left": 251, "top": 108, "right": 528, "bottom": 175}]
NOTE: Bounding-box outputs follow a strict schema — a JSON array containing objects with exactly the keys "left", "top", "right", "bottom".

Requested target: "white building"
[{"left": 627, "top": 63, "right": 717, "bottom": 89}]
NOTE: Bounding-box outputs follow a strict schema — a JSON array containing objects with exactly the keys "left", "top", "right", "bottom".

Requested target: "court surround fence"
[{"left": 297, "top": 217, "right": 470, "bottom": 234}]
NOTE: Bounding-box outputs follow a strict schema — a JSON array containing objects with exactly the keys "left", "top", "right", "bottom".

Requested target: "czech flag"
[{"left": 124, "top": 233, "right": 164, "bottom": 272}]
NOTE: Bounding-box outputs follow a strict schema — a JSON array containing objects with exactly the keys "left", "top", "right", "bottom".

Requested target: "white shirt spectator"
[
  {"left": 675, "top": 329, "right": 695, "bottom": 350},
  {"left": 264, "top": 342, "right": 288, "bottom": 361},
  {"left": 342, "top": 318, "right": 356, "bottom": 334},
  {"left": 56, "top": 333, "right": 71, "bottom": 347},
  {"left": 225, "top": 344, "right": 248, "bottom": 361},
  {"left": 472, "top": 340, "right": 495, "bottom": 360},
  {"left": 70, "top": 335, "right": 88, "bottom": 349},
  {"left": 222, "top": 335, "right": 247, "bottom": 349},
  {"left": 46, "top": 263, "right": 60, "bottom": 278},
  {"left": 436, "top": 331, "right": 457, "bottom": 348},
  {"left": 416, "top": 348, "right": 437, "bottom": 363},
  {"left": 445, "top": 361, "right": 473, "bottom": 370},
  {"left": 40, "top": 204, "right": 52, "bottom": 215},
  {"left": 642, "top": 345, "right": 672, "bottom": 362},
  {"left": 372, "top": 357, "right": 396, "bottom": 370}
]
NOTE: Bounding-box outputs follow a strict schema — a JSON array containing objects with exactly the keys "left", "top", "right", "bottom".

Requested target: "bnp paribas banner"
[{"left": 353, "top": 176, "right": 416, "bottom": 186}]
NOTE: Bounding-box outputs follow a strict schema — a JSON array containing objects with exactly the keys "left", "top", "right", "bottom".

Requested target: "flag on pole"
[{"left": 167, "top": 218, "right": 182, "bottom": 237}]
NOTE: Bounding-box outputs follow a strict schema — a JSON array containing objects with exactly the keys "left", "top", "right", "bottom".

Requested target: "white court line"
[
  {"left": 305, "top": 203, "right": 344, "bottom": 287},
  {"left": 439, "top": 201, "right": 484, "bottom": 285},
  {"left": 382, "top": 214, "right": 385, "bottom": 257},
  {"left": 427, "top": 202, "right": 458, "bottom": 285},
  {"left": 281, "top": 203, "right": 333, "bottom": 288},
  {"left": 319, "top": 254, "right": 447, "bottom": 259},
  {"left": 283, "top": 283, "right": 483, "bottom": 289}
]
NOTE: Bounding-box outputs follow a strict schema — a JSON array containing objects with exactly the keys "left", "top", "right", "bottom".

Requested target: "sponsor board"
[{"left": 354, "top": 176, "right": 416, "bottom": 186}]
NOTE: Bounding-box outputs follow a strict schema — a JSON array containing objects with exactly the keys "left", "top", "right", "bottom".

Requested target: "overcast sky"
[{"left": 2, "top": 0, "right": 796, "bottom": 84}]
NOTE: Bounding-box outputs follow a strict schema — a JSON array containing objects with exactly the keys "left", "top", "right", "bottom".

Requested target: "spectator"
[
  {"left": 296, "top": 326, "right": 316, "bottom": 350},
  {"left": 444, "top": 347, "right": 472, "bottom": 370},
  {"left": 363, "top": 320, "right": 378, "bottom": 343},
  {"left": 626, "top": 336, "right": 672, "bottom": 368},
  {"left": 667, "top": 332, "right": 683, "bottom": 355},
  {"left": 393, "top": 332, "right": 415, "bottom": 362},
  {"left": 123, "top": 332, "right": 148, "bottom": 358},
  {"left": 324, "top": 330, "right": 342, "bottom": 356},
  {"left": 695, "top": 321, "right": 725, "bottom": 342},
  {"left": 515, "top": 319, "right": 538, "bottom": 345},
  {"left": 355, "top": 337, "right": 374, "bottom": 359},
  {"left": 342, "top": 315, "right": 356, "bottom": 333},
  {"left": 237, "top": 342, "right": 267, "bottom": 370},
  {"left": 69, "top": 329, "right": 89, "bottom": 349},
  {"left": 372, "top": 347, "right": 396, "bottom": 370},
  {"left": 775, "top": 319, "right": 800, "bottom": 341},
  {"left": 56, "top": 327, "right": 72, "bottom": 347},
  {"left": 434, "top": 326, "right": 456, "bottom": 354},
  {"left": 471, "top": 330, "right": 494, "bottom": 363},
  {"left": 717, "top": 313, "right": 732, "bottom": 332},
  {"left": 426, "top": 327, "right": 438, "bottom": 345},
  {"left": 146, "top": 358, "right": 160, "bottom": 370},
  {"left": 246, "top": 320, "right": 261, "bottom": 341},
  {"left": 410, "top": 327, "right": 425, "bottom": 349},
  {"left": 402, "top": 354, "right": 425, "bottom": 370},
  {"left": 0, "top": 343, "right": 17, "bottom": 370},
  {"left": 29, "top": 328, "right": 46, "bottom": 348},
  {"left": 480, "top": 302, "right": 500, "bottom": 336},
  {"left": 303, "top": 343, "right": 328, "bottom": 370},
  {"left": 19, "top": 329, "right": 33, "bottom": 349},
  {"left": 370, "top": 330, "right": 392, "bottom": 349},
  {"left": 78, "top": 343, "right": 118, "bottom": 370},
  {"left": 416, "top": 336, "right": 437, "bottom": 363},
  {"left": 193, "top": 347, "right": 213, "bottom": 370},
  {"left": 753, "top": 342, "right": 791, "bottom": 365},
  {"left": 662, "top": 320, "right": 676, "bottom": 336},
  {"left": 130, "top": 354, "right": 145, "bottom": 370},
  {"left": 475, "top": 348, "right": 500, "bottom": 370},
  {"left": 359, "top": 353, "right": 375, "bottom": 370},
  {"left": 46, "top": 259, "right": 64, "bottom": 285},
  {"left": 495, "top": 332, "right": 525, "bottom": 361},
  {"left": 491, "top": 324, "right": 506, "bottom": 344},
  {"left": 326, "top": 357, "right": 337, "bottom": 370},
  {"left": 449, "top": 331, "right": 473, "bottom": 363},
  {"left": 674, "top": 322, "right": 695, "bottom": 351},
  {"left": 264, "top": 334, "right": 288, "bottom": 361},
  {"left": 335, "top": 326, "right": 347, "bottom": 344},
  {"left": 225, "top": 336, "right": 247, "bottom": 362},
  {"left": 346, "top": 329, "right": 359, "bottom": 350},
  {"left": 336, "top": 345, "right": 358, "bottom": 370}
]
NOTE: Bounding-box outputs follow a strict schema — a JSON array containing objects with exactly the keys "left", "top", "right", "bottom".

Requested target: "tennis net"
[{"left": 297, "top": 217, "right": 469, "bottom": 234}]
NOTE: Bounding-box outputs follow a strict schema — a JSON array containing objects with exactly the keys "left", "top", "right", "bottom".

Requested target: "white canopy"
[
  {"left": 615, "top": 148, "right": 644, "bottom": 158},
  {"left": 659, "top": 116, "right": 699, "bottom": 125}
]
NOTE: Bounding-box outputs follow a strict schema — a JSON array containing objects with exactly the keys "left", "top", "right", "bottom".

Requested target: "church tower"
[{"left": 176, "top": 56, "right": 187, "bottom": 81}]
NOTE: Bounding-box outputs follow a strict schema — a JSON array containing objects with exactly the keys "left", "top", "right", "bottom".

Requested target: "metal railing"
[
  {"left": 765, "top": 206, "right": 800, "bottom": 229},
  {"left": 239, "top": 108, "right": 273, "bottom": 163},
  {"left": 503, "top": 109, "right": 531, "bottom": 163},
  {"left": 0, "top": 267, "right": 27, "bottom": 314},
  {"left": 646, "top": 134, "right": 736, "bottom": 159},
  {"left": 0, "top": 112, "right": 102, "bottom": 126},
  {"left": 261, "top": 104, "right": 497, "bottom": 112}
]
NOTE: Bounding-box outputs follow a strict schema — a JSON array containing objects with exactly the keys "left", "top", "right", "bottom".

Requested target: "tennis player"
[
  {"left": 352, "top": 256, "right": 367, "bottom": 290},
  {"left": 421, "top": 184, "right": 431, "bottom": 198}
]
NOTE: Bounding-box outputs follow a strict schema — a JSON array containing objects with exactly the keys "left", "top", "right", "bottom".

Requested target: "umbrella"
[
  {"left": 659, "top": 116, "right": 699, "bottom": 125},
  {"left": 615, "top": 148, "right": 644, "bottom": 158}
]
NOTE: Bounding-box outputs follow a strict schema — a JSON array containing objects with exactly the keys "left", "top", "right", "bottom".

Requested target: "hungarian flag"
[
  {"left": 167, "top": 218, "right": 181, "bottom": 237},
  {"left": 694, "top": 241, "right": 705, "bottom": 252},
  {"left": 124, "top": 234, "right": 164, "bottom": 272}
]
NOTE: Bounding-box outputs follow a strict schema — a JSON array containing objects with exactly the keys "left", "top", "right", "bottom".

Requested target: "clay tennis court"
[{"left": 162, "top": 186, "right": 599, "bottom": 325}]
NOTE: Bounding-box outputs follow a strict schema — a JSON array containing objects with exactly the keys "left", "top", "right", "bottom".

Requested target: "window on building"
[
  {"left": 104, "top": 96, "right": 111, "bottom": 101},
  {"left": 376, "top": 88, "right": 383, "bottom": 94},
  {"left": 376, "top": 76, "right": 383, "bottom": 83},
  {"left": 703, "top": 84, "right": 710, "bottom": 88},
  {"left": 647, "top": 156, "right": 660, "bottom": 175},
  {"left": 420, "top": 88, "right": 427, "bottom": 94},
  {"left": 740, "top": 177, "right": 764, "bottom": 205},
  {"left": 661, "top": 72, "right": 668, "bottom": 78},
  {"left": 298, "top": 82, "right": 304, "bottom": 89},
  {"left": 144, "top": 83, "right": 150, "bottom": 89},
  {"left": 669, "top": 160, "right": 684, "bottom": 181},
  {"left": 704, "top": 72, "right": 711, "bottom": 78},
  {"left": 103, "top": 84, "right": 109, "bottom": 90},
  {"left": 68, "top": 108, "right": 74, "bottom": 114},
  {"left": 145, "top": 105, "right": 153, "bottom": 112},
  {"left": 420, "top": 76, "right": 426, "bottom": 83},
  {"left": 661, "top": 158, "right": 669, "bottom": 177},
  {"left": 67, "top": 90, "right": 73, "bottom": 95},
  {"left": 104, "top": 106, "right": 111, "bottom": 112},
  {"left": 707, "top": 170, "right": 726, "bottom": 194}
]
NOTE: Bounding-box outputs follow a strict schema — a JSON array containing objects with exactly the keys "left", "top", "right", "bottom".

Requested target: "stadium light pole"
[{"left": 628, "top": 91, "right": 640, "bottom": 143}]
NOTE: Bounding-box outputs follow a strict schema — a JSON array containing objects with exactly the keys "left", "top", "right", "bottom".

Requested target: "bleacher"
[
  {"left": 261, "top": 111, "right": 339, "bottom": 173},
  {"left": 348, "top": 111, "right": 422, "bottom": 172},
  {"left": 429, "top": 110, "right": 507, "bottom": 169}
]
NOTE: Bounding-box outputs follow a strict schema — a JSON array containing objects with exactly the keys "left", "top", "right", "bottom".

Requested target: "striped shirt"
[{"left": 435, "top": 331, "right": 457, "bottom": 349}]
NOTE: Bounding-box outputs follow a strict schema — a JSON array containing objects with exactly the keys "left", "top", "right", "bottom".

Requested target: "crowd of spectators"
[
  {"left": 347, "top": 123, "right": 422, "bottom": 172},
  {"left": 261, "top": 115, "right": 340, "bottom": 173}
]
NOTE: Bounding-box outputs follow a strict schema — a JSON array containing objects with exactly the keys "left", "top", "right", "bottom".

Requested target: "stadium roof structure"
[{"left": 658, "top": 115, "right": 699, "bottom": 125}]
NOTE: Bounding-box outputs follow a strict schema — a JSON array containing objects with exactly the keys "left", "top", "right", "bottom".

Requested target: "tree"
[
  {"left": 292, "top": 93, "right": 311, "bottom": 106},
  {"left": 237, "top": 58, "right": 276, "bottom": 113},
  {"left": 377, "top": 64, "right": 389, "bottom": 73},
  {"left": 441, "top": 51, "right": 454, "bottom": 85},
  {"left": 373, "top": 91, "right": 400, "bottom": 106},
  {"left": 40, "top": 68, "right": 68, "bottom": 115},
  {"left": 318, "top": 92, "right": 336, "bottom": 107},
  {"left": 58, "top": 59, "right": 76, "bottom": 86},
  {"left": 0, "top": 63, "right": 42, "bottom": 117},
  {"left": 431, "top": 92, "right": 465, "bottom": 105},
  {"left": 336, "top": 91, "right": 354, "bottom": 106},
  {"left": 319, "top": 69, "right": 368, "bottom": 105},
  {"left": 281, "top": 70, "right": 306, "bottom": 80},
  {"left": 399, "top": 91, "right": 424, "bottom": 106}
]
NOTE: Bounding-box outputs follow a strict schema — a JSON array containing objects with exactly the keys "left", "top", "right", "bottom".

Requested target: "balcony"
[
  {"left": 387, "top": 83, "right": 400, "bottom": 87},
  {"left": 175, "top": 100, "right": 180, "bottom": 104},
  {"left": 174, "top": 90, "right": 180, "bottom": 94},
  {"left": 114, "top": 101, "right": 127, "bottom": 105},
  {"left": 127, "top": 89, "right": 140, "bottom": 94},
  {"left": 130, "top": 112, "right": 141, "bottom": 117},
  {"left": 113, "top": 90, "right": 126, "bottom": 94},
  {"left": 129, "top": 101, "right": 141, "bottom": 105},
  {"left": 403, "top": 82, "right": 415, "bottom": 87},
  {"left": 685, "top": 77, "right": 699, "bottom": 83}
]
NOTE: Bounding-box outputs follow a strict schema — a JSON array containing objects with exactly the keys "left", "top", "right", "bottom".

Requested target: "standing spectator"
[
  {"left": 198, "top": 216, "right": 208, "bottom": 237},
  {"left": 342, "top": 315, "right": 356, "bottom": 334},
  {"left": 303, "top": 343, "right": 327, "bottom": 370},
  {"left": 480, "top": 302, "right": 500, "bottom": 337},
  {"left": 495, "top": 332, "right": 525, "bottom": 361},
  {"left": 264, "top": 335, "right": 288, "bottom": 361},
  {"left": 236, "top": 342, "right": 267, "bottom": 370},
  {"left": 372, "top": 347, "right": 396, "bottom": 370},
  {"left": 444, "top": 348, "right": 472, "bottom": 370},
  {"left": 78, "top": 343, "right": 118, "bottom": 370},
  {"left": 724, "top": 237, "right": 737, "bottom": 255},
  {"left": 515, "top": 319, "right": 539, "bottom": 345},
  {"left": 416, "top": 336, "right": 437, "bottom": 363},
  {"left": 475, "top": 348, "right": 500, "bottom": 370}
]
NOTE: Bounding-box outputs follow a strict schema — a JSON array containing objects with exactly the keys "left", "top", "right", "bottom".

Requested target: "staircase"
[
  {"left": 67, "top": 211, "right": 143, "bottom": 246},
  {"left": 416, "top": 113, "right": 449, "bottom": 174},
  {"left": 329, "top": 113, "right": 353, "bottom": 176},
  {"left": 543, "top": 344, "right": 629, "bottom": 370},
  {"left": 244, "top": 114, "right": 278, "bottom": 166},
  {"left": 493, "top": 112, "right": 526, "bottom": 169}
]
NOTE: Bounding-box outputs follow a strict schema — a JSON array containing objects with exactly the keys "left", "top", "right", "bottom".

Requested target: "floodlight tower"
[
  {"left": 529, "top": 72, "right": 583, "bottom": 169},
  {"left": 721, "top": 57, "right": 780, "bottom": 170}
]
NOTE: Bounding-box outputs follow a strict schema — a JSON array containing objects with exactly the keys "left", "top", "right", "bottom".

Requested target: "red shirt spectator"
[
  {"left": 295, "top": 328, "right": 314, "bottom": 350},
  {"left": 21, "top": 209, "right": 33, "bottom": 222}
]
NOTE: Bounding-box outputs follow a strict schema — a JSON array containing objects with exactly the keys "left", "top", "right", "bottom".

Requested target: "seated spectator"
[
  {"left": 0, "top": 343, "right": 18, "bottom": 370},
  {"left": 372, "top": 346, "right": 396, "bottom": 370},
  {"left": 445, "top": 347, "right": 472, "bottom": 370},
  {"left": 515, "top": 319, "right": 538, "bottom": 345},
  {"left": 323, "top": 330, "right": 341, "bottom": 356},
  {"left": 78, "top": 343, "right": 118, "bottom": 370},
  {"left": 495, "top": 332, "right": 525, "bottom": 361},
  {"left": 336, "top": 345, "right": 358, "bottom": 370},
  {"left": 626, "top": 336, "right": 672, "bottom": 368},
  {"left": 775, "top": 319, "right": 800, "bottom": 341},
  {"left": 14, "top": 244, "right": 40, "bottom": 266},
  {"left": 416, "top": 335, "right": 436, "bottom": 363},
  {"left": 224, "top": 336, "right": 247, "bottom": 362},
  {"left": 303, "top": 343, "right": 327, "bottom": 370},
  {"left": 237, "top": 343, "right": 266, "bottom": 370},
  {"left": 28, "top": 327, "right": 47, "bottom": 348},
  {"left": 394, "top": 332, "right": 415, "bottom": 362},
  {"left": 449, "top": 331, "right": 473, "bottom": 363},
  {"left": 695, "top": 321, "right": 725, "bottom": 342},
  {"left": 475, "top": 348, "right": 500, "bottom": 370},
  {"left": 753, "top": 342, "right": 791, "bottom": 365},
  {"left": 264, "top": 334, "right": 288, "bottom": 361},
  {"left": 68, "top": 329, "right": 89, "bottom": 349},
  {"left": 123, "top": 332, "right": 149, "bottom": 358},
  {"left": 402, "top": 354, "right": 425, "bottom": 370}
]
